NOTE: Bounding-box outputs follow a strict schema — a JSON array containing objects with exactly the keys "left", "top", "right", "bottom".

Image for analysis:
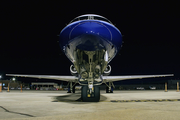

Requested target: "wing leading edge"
[
  {"left": 6, "top": 74, "right": 173, "bottom": 82},
  {"left": 102, "top": 74, "right": 174, "bottom": 82},
  {"left": 6, "top": 74, "right": 78, "bottom": 82}
]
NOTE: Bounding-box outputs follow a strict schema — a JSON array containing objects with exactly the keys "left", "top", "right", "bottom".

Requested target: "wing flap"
[
  {"left": 6, "top": 74, "right": 78, "bottom": 82},
  {"left": 102, "top": 74, "right": 174, "bottom": 82}
]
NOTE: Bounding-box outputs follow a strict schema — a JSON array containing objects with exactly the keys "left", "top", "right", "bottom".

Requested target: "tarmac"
[{"left": 0, "top": 90, "right": 180, "bottom": 120}]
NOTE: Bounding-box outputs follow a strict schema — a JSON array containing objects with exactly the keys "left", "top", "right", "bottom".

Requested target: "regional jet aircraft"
[{"left": 7, "top": 14, "right": 173, "bottom": 102}]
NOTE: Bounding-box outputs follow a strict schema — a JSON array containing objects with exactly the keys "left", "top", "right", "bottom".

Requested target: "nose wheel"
[{"left": 81, "top": 86, "right": 100, "bottom": 102}]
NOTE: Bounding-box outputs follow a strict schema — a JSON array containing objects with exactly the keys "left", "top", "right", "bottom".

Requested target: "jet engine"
[
  {"left": 70, "top": 65, "right": 78, "bottom": 76},
  {"left": 103, "top": 65, "right": 111, "bottom": 76}
]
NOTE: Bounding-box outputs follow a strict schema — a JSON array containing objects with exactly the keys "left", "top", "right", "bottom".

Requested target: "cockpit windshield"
[{"left": 69, "top": 14, "right": 113, "bottom": 24}]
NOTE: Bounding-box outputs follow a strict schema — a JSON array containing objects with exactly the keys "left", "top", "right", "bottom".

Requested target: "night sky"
[{"left": 1, "top": 1, "right": 179, "bottom": 82}]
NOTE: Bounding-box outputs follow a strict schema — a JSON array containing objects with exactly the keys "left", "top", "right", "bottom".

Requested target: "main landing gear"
[
  {"left": 105, "top": 82, "right": 115, "bottom": 93},
  {"left": 67, "top": 82, "right": 76, "bottom": 93},
  {"left": 81, "top": 86, "right": 100, "bottom": 102}
]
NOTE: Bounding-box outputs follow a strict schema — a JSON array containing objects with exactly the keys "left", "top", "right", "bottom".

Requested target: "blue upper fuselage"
[{"left": 59, "top": 14, "right": 122, "bottom": 63}]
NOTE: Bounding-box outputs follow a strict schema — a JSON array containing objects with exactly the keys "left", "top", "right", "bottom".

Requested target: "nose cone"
[
  {"left": 59, "top": 20, "right": 122, "bottom": 52},
  {"left": 69, "top": 21, "right": 112, "bottom": 42}
]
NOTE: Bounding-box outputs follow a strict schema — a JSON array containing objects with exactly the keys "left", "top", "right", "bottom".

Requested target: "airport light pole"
[
  {"left": 7, "top": 77, "right": 16, "bottom": 92},
  {"left": 165, "top": 82, "right": 168, "bottom": 92},
  {"left": 0, "top": 75, "right": 2, "bottom": 92},
  {"left": 177, "top": 82, "right": 179, "bottom": 92}
]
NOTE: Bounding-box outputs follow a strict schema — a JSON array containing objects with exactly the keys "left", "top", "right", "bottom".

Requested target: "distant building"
[
  {"left": 0, "top": 80, "right": 21, "bottom": 87},
  {"left": 31, "top": 82, "right": 59, "bottom": 90}
]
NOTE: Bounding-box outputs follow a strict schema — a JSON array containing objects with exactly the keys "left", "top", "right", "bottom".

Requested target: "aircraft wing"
[
  {"left": 102, "top": 74, "right": 174, "bottom": 82},
  {"left": 6, "top": 74, "right": 78, "bottom": 82},
  {"left": 6, "top": 74, "right": 174, "bottom": 82}
]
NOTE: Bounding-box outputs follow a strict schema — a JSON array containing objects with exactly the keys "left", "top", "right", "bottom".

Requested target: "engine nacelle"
[
  {"left": 70, "top": 65, "right": 78, "bottom": 76},
  {"left": 103, "top": 65, "right": 111, "bottom": 76}
]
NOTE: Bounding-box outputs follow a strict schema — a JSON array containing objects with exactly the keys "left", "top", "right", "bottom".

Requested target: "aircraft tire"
[
  {"left": 106, "top": 87, "right": 109, "bottom": 93},
  {"left": 72, "top": 85, "right": 75, "bottom": 93},
  {"left": 81, "top": 86, "right": 100, "bottom": 102},
  {"left": 106, "top": 87, "right": 113, "bottom": 93},
  {"left": 67, "top": 87, "right": 71, "bottom": 93},
  {"left": 111, "top": 87, "right": 113, "bottom": 93}
]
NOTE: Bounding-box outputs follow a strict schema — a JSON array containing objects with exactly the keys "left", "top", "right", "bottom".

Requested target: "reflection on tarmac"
[
  {"left": 52, "top": 91, "right": 107, "bottom": 103},
  {"left": 1, "top": 90, "right": 180, "bottom": 120},
  {"left": 51, "top": 91, "right": 180, "bottom": 103}
]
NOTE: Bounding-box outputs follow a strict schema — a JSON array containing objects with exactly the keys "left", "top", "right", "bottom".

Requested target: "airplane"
[{"left": 6, "top": 14, "right": 173, "bottom": 102}]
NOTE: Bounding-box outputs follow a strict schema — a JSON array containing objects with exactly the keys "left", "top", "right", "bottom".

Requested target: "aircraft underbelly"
[{"left": 65, "top": 34, "right": 117, "bottom": 63}]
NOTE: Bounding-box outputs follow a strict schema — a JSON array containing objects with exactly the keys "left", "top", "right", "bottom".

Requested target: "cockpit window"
[{"left": 69, "top": 14, "right": 113, "bottom": 24}]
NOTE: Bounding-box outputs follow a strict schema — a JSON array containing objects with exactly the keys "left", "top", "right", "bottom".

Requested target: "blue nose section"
[
  {"left": 59, "top": 20, "right": 122, "bottom": 52},
  {"left": 69, "top": 21, "right": 112, "bottom": 42}
]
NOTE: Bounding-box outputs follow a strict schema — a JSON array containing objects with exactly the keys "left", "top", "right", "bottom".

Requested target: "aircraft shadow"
[{"left": 52, "top": 91, "right": 107, "bottom": 104}]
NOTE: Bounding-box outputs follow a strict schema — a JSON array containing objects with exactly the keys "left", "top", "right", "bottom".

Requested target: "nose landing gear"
[{"left": 81, "top": 85, "right": 100, "bottom": 102}]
